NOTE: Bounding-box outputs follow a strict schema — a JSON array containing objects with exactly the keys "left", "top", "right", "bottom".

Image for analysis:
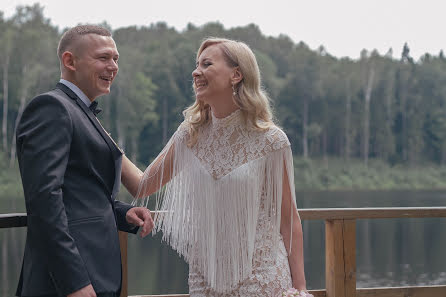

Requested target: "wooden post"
[
  {"left": 119, "top": 231, "right": 129, "bottom": 297},
  {"left": 325, "top": 219, "right": 356, "bottom": 297}
]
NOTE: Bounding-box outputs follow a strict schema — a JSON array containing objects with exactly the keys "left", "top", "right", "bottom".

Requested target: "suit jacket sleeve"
[
  {"left": 17, "top": 94, "right": 91, "bottom": 296},
  {"left": 114, "top": 200, "right": 139, "bottom": 233}
]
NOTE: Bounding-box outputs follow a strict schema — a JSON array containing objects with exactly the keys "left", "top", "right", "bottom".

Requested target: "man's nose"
[{"left": 108, "top": 60, "right": 118, "bottom": 72}]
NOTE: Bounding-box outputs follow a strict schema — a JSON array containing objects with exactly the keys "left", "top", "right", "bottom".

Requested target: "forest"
[{"left": 1, "top": 3, "right": 446, "bottom": 195}]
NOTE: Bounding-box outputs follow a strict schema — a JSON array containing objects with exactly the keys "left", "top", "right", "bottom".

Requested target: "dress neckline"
[{"left": 211, "top": 109, "right": 242, "bottom": 129}]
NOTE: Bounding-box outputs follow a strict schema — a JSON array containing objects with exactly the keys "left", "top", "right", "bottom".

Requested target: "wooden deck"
[{"left": 2, "top": 207, "right": 446, "bottom": 297}]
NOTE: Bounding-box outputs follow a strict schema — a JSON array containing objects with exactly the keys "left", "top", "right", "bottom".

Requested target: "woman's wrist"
[{"left": 292, "top": 277, "right": 306, "bottom": 292}]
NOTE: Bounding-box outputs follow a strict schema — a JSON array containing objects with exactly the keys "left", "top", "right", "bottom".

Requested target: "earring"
[{"left": 232, "top": 84, "right": 237, "bottom": 96}]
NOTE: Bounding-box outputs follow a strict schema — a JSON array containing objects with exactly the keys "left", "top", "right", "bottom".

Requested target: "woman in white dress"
[{"left": 122, "top": 38, "right": 312, "bottom": 297}]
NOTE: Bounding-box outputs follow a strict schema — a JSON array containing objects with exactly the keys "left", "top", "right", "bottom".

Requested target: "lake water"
[{"left": 1, "top": 190, "right": 446, "bottom": 296}]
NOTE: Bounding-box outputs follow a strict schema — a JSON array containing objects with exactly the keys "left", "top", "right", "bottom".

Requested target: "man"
[{"left": 15, "top": 25, "right": 153, "bottom": 297}]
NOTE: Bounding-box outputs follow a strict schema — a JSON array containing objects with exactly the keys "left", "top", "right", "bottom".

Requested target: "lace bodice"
[{"left": 181, "top": 109, "right": 290, "bottom": 179}]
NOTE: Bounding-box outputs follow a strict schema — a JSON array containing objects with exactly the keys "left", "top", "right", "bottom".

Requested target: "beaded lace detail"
[{"left": 190, "top": 109, "right": 290, "bottom": 179}]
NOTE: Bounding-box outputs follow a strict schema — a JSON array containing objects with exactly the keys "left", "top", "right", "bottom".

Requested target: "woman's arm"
[
  {"left": 121, "top": 155, "right": 144, "bottom": 197},
  {"left": 121, "top": 142, "right": 175, "bottom": 198},
  {"left": 280, "top": 164, "right": 307, "bottom": 291}
]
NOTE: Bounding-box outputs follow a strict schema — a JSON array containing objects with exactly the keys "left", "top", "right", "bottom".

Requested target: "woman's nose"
[{"left": 192, "top": 67, "right": 201, "bottom": 77}]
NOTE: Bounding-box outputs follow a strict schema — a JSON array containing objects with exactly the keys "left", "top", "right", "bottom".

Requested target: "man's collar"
[{"left": 59, "top": 79, "right": 92, "bottom": 107}]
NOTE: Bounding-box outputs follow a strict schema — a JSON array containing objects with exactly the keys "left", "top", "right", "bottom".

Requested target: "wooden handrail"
[
  {"left": 130, "top": 285, "right": 446, "bottom": 297},
  {"left": 298, "top": 207, "right": 446, "bottom": 220},
  {"left": 0, "top": 212, "right": 27, "bottom": 228},
  {"left": 2, "top": 208, "right": 446, "bottom": 297},
  {"left": 3, "top": 207, "right": 446, "bottom": 228}
]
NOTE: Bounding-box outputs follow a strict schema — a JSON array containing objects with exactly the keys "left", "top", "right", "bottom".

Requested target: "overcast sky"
[{"left": 3, "top": 0, "right": 445, "bottom": 60}]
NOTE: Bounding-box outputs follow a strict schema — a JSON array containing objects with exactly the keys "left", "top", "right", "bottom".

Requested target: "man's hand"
[
  {"left": 67, "top": 284, "right": 96, "bottom": 297},
  {"left": 126, "top": 207, "right": 154, "bottom": 238}
]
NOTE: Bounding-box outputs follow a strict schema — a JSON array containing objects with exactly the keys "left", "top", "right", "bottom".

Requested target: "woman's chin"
[{"left": 195, "top": 93, "right": 207, "bottom": 102}]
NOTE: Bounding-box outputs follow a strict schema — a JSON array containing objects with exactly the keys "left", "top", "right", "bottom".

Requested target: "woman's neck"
[{"left": 209, "top": 98, "right": 239, "bottom": 119}]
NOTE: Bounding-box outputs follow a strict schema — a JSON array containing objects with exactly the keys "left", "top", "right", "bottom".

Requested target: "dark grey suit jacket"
[{"left": 15, "top": 83, "right": 138, "bottom": 297}]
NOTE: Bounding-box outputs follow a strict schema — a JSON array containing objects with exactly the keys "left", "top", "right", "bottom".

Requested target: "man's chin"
[
  {"left": 92, "top": 90, "right": 110, "bottom": 100},
  {"left": 99, "top": 88, "right": 111, "bottom": 96}
]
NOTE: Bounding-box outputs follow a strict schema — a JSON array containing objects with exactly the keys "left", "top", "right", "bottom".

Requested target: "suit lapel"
[
  {"left": 55, "top": 83, "right": 123, "bottom": 200},
  {"left": 56, "top": 83, "right": 121, "bottom": 157}
]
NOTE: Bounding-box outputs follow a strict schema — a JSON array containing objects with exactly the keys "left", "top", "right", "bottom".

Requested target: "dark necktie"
[{"left": 89, "top": 101, "right": 102, "bottom": 116}]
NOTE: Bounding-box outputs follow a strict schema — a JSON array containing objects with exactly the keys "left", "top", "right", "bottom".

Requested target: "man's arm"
[
  {"left": 113, "top": 200, "right": 139, "bottom": 233},
  {"left": 17, "top": 95, "right": 91, "bottom": 296}
]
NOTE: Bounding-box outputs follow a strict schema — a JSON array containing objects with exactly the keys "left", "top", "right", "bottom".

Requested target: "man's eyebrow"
[
  {"left": 97, "top": 49, "right": 118, "bottom": 55},
  {"left": 96, "top": 51, "right": 111, "bottom": 56}
]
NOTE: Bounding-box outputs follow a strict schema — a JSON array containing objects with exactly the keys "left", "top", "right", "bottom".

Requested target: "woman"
[{"left": 122, "top": 38, "right": 312, "bottom": 297}]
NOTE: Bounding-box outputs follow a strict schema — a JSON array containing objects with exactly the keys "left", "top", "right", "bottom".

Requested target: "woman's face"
[{"left": 192, "top": 44, "right": 235, "bottom": 105}]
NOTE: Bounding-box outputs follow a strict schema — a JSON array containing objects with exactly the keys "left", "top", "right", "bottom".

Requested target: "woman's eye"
[{"left": 195, "top": 61, "right": 211, "bottom": 68}]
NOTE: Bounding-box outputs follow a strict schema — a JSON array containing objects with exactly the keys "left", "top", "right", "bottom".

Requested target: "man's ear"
[
  {"left": 61, "top": 51, "right": 76, "bottom": 72},
  {"left": 231, "top": 67, "right": 243, "bottom": 84}
]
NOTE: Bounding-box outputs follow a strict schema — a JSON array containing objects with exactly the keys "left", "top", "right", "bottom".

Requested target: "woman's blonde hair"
[{"left": 183, "top": 37, "right": 275, "bottom": 147}]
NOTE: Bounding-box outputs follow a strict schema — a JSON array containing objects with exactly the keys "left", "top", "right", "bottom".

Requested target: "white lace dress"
[
  {"left": 135, "top": 109, "right": 299, "bottom": 296},
  {"left": 188, "top": 201, "right": 292, "bottom": 297}
]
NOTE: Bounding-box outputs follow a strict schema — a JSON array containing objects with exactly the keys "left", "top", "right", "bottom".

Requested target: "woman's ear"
[{"left": 231, "top": 67, "right": 243, "bottom": 84}]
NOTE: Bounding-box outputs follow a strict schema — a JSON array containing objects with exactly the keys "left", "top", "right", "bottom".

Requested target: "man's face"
[{"left": 73, "top": 34, "right": 119, "bottom": 101}]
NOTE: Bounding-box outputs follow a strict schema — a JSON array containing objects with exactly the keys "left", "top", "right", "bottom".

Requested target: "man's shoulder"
[
  {"left": 32, "top": 87, "right": 68, "bottom": 102},
  {"left": 27, "top": 87, "right": 74, "bottom": 112},
  {"left": 17, "top": 88, "right": 76, "bottom": 136},
  {"left": 19, "top": 90, "right": 77, "bottom": 128}
]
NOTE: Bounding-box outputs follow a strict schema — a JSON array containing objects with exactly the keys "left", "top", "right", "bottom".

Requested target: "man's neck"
[{"left": 59, "top": 78, "right": 93, "bottom": 107}]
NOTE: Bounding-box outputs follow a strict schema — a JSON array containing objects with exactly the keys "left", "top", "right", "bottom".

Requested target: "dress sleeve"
[
  {"left": 282, "top": 144, "right": 300, "bottom": 253},
  {"left": 132, "top": 121, "right": 189, "bottom": 208},
  {"left": 263, "top": 126, "right": 300, "bottom": 254}
]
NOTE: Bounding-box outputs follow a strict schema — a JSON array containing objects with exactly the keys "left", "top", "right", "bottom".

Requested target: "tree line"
[{"left": 1, "top": 3, "right": 446, "bottom": 169}]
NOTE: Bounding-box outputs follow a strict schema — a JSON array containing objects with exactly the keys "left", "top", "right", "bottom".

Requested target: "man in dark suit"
[{"left": 15, "top": 25, "right": 153, "bottom": 297}]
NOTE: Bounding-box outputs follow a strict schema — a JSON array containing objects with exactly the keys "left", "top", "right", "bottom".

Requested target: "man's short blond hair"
[{"left": 57, "top": 24, "right": 111, "bottom": 60}]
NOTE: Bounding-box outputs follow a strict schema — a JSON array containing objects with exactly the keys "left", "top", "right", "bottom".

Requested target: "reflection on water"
[
  {"left": 1, "top": 190, "right": 446, "bottom": 296},
  {"left": 1, "top": 227, "right": 26, "bottom": 297},
  {"left": 301, "top": 190, "right": 446, "bottom": 289},
  {"left": 357, "top": 271, "right": 446, "bottom": 287}
]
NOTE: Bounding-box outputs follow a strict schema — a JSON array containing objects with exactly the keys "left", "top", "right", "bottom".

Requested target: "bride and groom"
[{"left": 15, "top": 25, "right": 312, "bottom": 297}]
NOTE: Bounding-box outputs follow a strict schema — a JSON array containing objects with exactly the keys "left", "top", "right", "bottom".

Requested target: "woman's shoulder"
[
  {"left": 263, "top": 124, "right": 291, "bottom": 150},
  {"left": 174, "top": 120, "right": 192, "bottom": 141}
]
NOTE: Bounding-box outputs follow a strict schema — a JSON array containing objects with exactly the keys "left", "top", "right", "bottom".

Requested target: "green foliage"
[
  {"left": 293, "top": 157, "right": 446, "bottom": 190},
  {"left": 0, "top": 4, "right": 445, "bottom": 180},
  {"left": 0, "top": 151, "right": 23, "bottom": 203}
]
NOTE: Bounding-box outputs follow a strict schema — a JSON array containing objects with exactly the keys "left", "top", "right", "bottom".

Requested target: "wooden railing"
[{"left": 3, "top": 207, "right": 446, "bottom": 297}]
